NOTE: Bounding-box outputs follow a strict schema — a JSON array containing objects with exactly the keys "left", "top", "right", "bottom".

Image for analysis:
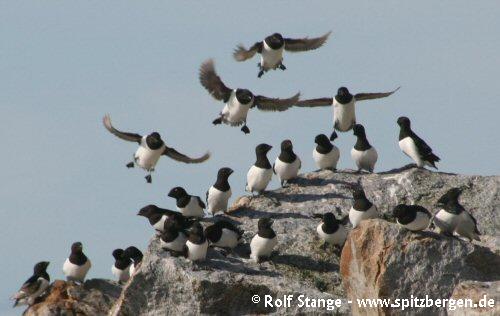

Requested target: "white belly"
[
  {"left": 153, "top": 215, "right": 167, "bottom": 232},
  {"left": 128, "top": 263, "right": 137, "bottom": 276},
  {"left": 63, "top": 258, "right": 91, "bottom": 282},
  {"left": 186, "top": 240, "right": 208, "bottom": 261},
  {"left": 399, "top": 137, "right": 423, "bottom": 167},
  {"left": 250, "top": 235, "right": 278, "bottom": 261},
  {"left": 160, "top": 232, "right": 187, "bottom": 252},
  {"left": 273, "top": 157, "right": 301, "bottom": 181},
  {"left": 349, "top": 205, "right": 378, "bottom": 228},
  {"left": 433, "top": 209, "right": 460, "bottom": 234},
  {"left": 260, "top": 43, "right": 284, "bottom": 70},
  {"left": 246, "top": 166, "right": 273, "bottom": 193},
  {"left": 316, "top": 223, "right": 347, "bottom": 246},
  {"left": 179, "top": 197, "right": 204, "bottom": 218},
  {"left": 313, "top": 147, "right": 340, "bottom": 170},
  {"left": 398, "top": 212, "right": 430, "bottom": 231},
  {"left": 351, "top": 147, "right": 378, "bottom": 172},
  {"left": 221, "top": 93, "right": 251, "bottom": 125},
  {"left": 211, "top": 228, "right": 239, "bottom": 249},
  {"left": 207, "top": 186, "right": 232, "bottom": 215},
  {"left": 134, "top": 143, "right": 164, "bottom": 171},
  {"left": 456, "top": 211, "right": 480, "bottom": 240},
  {"left": 111, "top": 265, "right": 130, "bottom": 283},
  {"left": 333, "top": 99, "right": 356, "bottom": 132}
]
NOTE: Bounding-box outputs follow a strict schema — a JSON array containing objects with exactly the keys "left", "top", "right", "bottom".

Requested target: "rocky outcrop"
[
  {"left": 340, "top": 219, "right": 499, "bottom": 315},
  {"left": 449, "top": 281, "right": 500, "bottom": 316},
  {"left": 23, "top": 279, "right": 122, "bottom": 316}
]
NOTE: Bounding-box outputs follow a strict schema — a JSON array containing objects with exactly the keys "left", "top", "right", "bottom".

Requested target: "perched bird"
[
  {"left": 111, "top": 249, "right": 132, "bottom": 284},
  {"left": 351, "top": 124, "right": 378, "bottom": 173},
  {"left": 168, "top": 187, "right": 206, "bottom": 218},
  {"left": 392, "top": 204, "right": 432, "bottom": 231},
  {"left": 137, "top": 204, "right": 181, "bottom": 234},
  {"left": 102, "top": 114, "right": 210, "bottom": 183},
  {"left": 397, "top": 116, "right": 440, "bottom": 169},
  {"left": 205, "top": 220, "right": 244, "bottom": 250},
  {"left": 206, "top": 167, "right": 234, "bottom": 215},
  {"left": 274, "top": 139, "right": 301, "bottom": 187},
  {"left": 63, "top": 242, "right": 91, "bottom": 283},
  {"left": 250, "top": 218, "right": 278, "bottom": 263},
  {"left": 233, "top": 31, "right": 332, "bottom": 77},
  {"left": 246, "top": 144, "right": 273, "bottom": 195},
  {"left": 199, "top": 59, "right": 300, "bottom": 134},
  {"left": 185, "top": 222, "right": 209, "bottom": 262},
  {"left": 314, "top": 212, "right": 347, "bottom": 248},
  {"left": 11, "top": 261, "right": 50, "bottom": 307},
  {"left": 160, "top": 220, "right": 188, "bottom": 255},
  {"left": 296, "top": 86, "right": 400, "bottom": 137},
  {"left": 313, "top": 133, "right": 340, "bottom": 171},
  {"left": 434, "top": 188, "right": 480, "bottom": 241},
  {"left": 349, "top": 188, "right": 378, "bottom": 228},
  {"left": 124, "top": 246, "right": 143, "bottom": 276}
]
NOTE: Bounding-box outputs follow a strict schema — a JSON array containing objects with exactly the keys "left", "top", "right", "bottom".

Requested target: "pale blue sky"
[{"left": 1, "top": 1, "right": 499, "bottom": 314}]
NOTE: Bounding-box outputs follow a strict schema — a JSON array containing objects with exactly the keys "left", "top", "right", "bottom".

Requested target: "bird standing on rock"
[
  {"left": 313, "top": 133, "right": 340, "bottom": 171},
  {"left": 199, "top": 59, "right": 300, "bottom": 134},
  {"left": 185, "top": 222, "right": 209, "bottom": 262},
  {"left": 62, "top": 242, "right": 91, "bottom": 284},
  {"left": 206, "top": 167, "right": 233, "bottom": 215},
  {"left": 250, "top": 218, "right": 278, "bottom": 263},
  {"left": 205, "top": 220, "right": 244, "bottom": 250},
  {"left": 274, "top": 139, "right": 301, "bottom": 187},
  {"left": 397, "top": 116, "right": 440, "bottom": 169},
  {"left": 160, "top": 220, "right": 188, "bottom": 255},
  {"left": 137, "top": 204, "right": 181, "bottom": 234},
  {"left": 11, "top": 261, "right": 50, "bottom": 307},
  {"left": 314, "top": 212, "right": 347, "bottom": 248},
  {"left": 392, "top": 204, "right": 432, "bottom": 231},
  {"left": 246, "top": 144, "right": 273, "bottom": 195},
  {"left": 233, "top": 31, "right": 332, "bottom": 78},
  {"left": 168, "top": 187, "right": 206, "bottom": 218},
  {"left": 102, "top": 114, "right": 210, "bottom": 183},
  {"left": 349, "top": 188, "right": 378, "bottom": 228},
  {"left": 351, "top": 124, "right": 378, "bottom": 173},
  {"left": 111, "top": 249, "right": 132, "bottom": 284}
]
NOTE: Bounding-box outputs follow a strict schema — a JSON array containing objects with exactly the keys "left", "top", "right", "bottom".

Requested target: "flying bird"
[
  {"left": 103, "top": 114, "right": 210, "bottom": 183},
  {"left": 199, "top": 59, "right": 300, "bottom": 134},
  {"left": 233, "top": 31, "right": 332, "bottom": 77},
  {"left": 397, "top": 116, "right": 440, "bottom": 169},
  {"left": 296, "top": 86, "right": 399, "bottom": 138}
]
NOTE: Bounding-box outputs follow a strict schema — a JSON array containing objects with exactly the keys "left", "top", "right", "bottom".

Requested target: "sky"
[{"left": 1, "top": 1, "right": 499, "bottom": 314}]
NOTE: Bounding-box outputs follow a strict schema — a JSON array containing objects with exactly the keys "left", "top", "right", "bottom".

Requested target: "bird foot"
[
  {"left": 257, "top": 70, "right": 265, "bottom": 78},
  {"left": 278, "top": 63, "right": 286, "bottom": 71},
  {"left": 330, "top": 130, "right": 338, "bottom": 141},
  {"left": 212, "top": 118, "right": 222, "bottom": 125},
  {"left": 145, "top": 175, "right": 152, "bottom": 183},
  {"left": 126, "top": 162, "right": 134, "bottom": 168},
  {"left": 241, "top": 125, "right": 250, "bottom": 134}
]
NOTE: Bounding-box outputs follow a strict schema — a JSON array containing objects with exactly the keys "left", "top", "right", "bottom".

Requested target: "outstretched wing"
[
  {"left": 163, "top": 146, "right": 210, "bottom": 164},
  {"left": 295, "top": 97, "right": 333, "bottom": 107},
  {"left": 233, "top": 42, "right": 263, "bottom": 62},
  {"left": 254, "top": 92, "right": 300, "bottom": 112},
  {"left": 199, "top": 59, "right": 233, "bottom": 102},
  {"left": 284, "top": 31, "right": 332, "bottom": 52},
  {"left": 102, "top": 114, "right": 142, "bottom": 143},
  {"left": 354, "top": 87, "right": 400, "bottom": 101}
]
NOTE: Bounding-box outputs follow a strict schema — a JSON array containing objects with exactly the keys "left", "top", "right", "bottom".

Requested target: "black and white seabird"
[
  {"left": 296, "top": 86, "right": 399, "bottom": 137},
  {"left": 168, "top": 187, "right": 206, "bottom": 218},
  {"left": 351, "top": 124, "right": 378, "bottom": 173},
  {"left": 11, "top": 261, "right": 50, "bottom": 307},
  {"left": 111, "top": 249, "right": 132, "bottom": 283},
  {"left": 63, "top": 242, "right": 91, "bottom": 283},
  {"left": 246, "top": 144, "right": 273, "bottom": 195},
  {"left": 250, "top": 218, "right": 278, "bottom": 263},
  {"left": 103, "top": 114, "right": 210, "bottom": 183},
  {"left": 137, "top": 204, "right": 181, "bottom": 234},
  {"left": 434, "top": 188, "right": 480, "bottom": 241},
  {"left": 233, "top": 31, "right": 332, "bottom": 77},
  {"left": 392, "top": 204, "right": 432, "bottom": 231},
  {"left": 206, "top": 167, "right": 234, "bottom": 216},
  {"left": 199, "top": 59, "right": 300, "bottom": 134},
  {"left": 124, "top": 246, "right": 143, "bottom": 276},
  {"left": 313, "top": 133, "right": 340, "bottom": 171},
  {"left": 185, "top": 222, "right": 209, "bottom": 262},
  {"left": 273, "top": 139, "right": 301, "bottom": 187},
  {"left": 397, "top": 116, "right": 440, "bottom": 169},
  {"left": 349, "top": 188, "right": 378, "bottom": 228},
  {"left": 314, "top": 212, "right": 347, "bottom": 248},
  {"left": 205, "top": 220, "right": 244, "bottom": 250},
  {"left": 160, "top": 220, "right": 188, "bottom": 255}
]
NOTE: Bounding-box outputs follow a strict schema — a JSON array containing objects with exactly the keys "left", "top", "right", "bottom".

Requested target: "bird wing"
[
  {"left": 162, "top": 146, "right": 210, "bottom": 164},
  {"left": 102, "top": 114, "right": 142, "bottom": 143},
  {"left": 284, "top": 31, "right": 332, "bottom": 52},
  {"left": 254, "top": 92, "right": 300, "bottom": 112},
  {"left": 199, "top": 59, "right": 233, "bottom": 102},
  {"left": 205, "top": 190, "right": 209, "bottom": 204},
  {"left": 411, "top": 132, "right": 436, "bottom": 158},
  {"left": 13, "top": 276, "right": 42, "bottom": 300},
  {"left": 196, "top": 196, "right": 206, "bottom": 209},
  {"left": 354, "top": 87, "right": 400, "bottom": 101},
  {"left": 295, "top": 97, "right": 333, "bottom": 107},
  {"left": 218, "top": 220, "right": 244, "bottom": 236},
  {"left": 233, "top": 42, "right": 263, "bottom": 62}
]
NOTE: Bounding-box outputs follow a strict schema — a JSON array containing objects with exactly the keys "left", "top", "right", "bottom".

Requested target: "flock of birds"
[{"left": 11, "top": 31, "right": 481, "bottom": 309}]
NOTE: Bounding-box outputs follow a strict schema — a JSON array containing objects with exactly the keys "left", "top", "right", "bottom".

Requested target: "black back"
[{"left": 397, "top": 116, "right": 440, "bottom": 165}]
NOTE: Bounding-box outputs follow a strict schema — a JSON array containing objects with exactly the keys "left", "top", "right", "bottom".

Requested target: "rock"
[
  {"left": 340, "top": 219, "right": 500, "bottom": 315},
  {"left": 23, "top": 279, "right": 122, "bottom": 316},
  {"left": 111, "top": 168, "right": 498, "bottom": 315},
  {"left": 449, "top": 281, "right": 500, "bottom": 316}
]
